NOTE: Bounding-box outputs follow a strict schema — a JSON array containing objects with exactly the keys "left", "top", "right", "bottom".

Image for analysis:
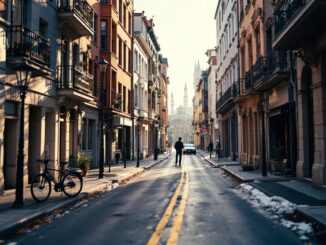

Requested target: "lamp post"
[
  {"left": 154, "top": 120, "right": 159, "bottom": 160},
  {"left": 98, "top": 58, "right": 108, "bottom": 179},
  {"left": 14, "top": 63, "right": 33, "bottom": 208},
  {"left": 136, "top": 116, "right": 144, "bottom": 167}
]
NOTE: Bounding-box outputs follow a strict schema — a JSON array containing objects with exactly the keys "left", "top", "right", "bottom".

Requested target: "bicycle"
[{"left": 30, "top": 159, "right": 83, "bottom": 202}]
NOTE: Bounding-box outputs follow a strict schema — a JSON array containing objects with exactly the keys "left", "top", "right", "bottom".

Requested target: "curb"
[
  {"left": 219, "top": 165, "right": 253, "bottom": 183},
  {"left": 0, "top": 156, "right": 171, "bottom": 239},
  {"left": 250, "top": 182, "right": 326, "bottom": 229},
  {"left": 143, "top": 154, "right": 171, "bottom": 170},
  {"left": 197, "top": 152, "right": 219, "bottom": 168},
  {"left": 295, "top": 207, "right": 326, "bottom": 229}
]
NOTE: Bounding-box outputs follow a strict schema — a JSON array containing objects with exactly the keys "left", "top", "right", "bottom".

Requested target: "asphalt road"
[{"left": 9, "top": 154, "right": 302, "bottom": 245}]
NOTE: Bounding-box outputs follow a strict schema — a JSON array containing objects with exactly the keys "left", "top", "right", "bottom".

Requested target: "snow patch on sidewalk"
[{"left": 236, "top": 183, "right": 314, "bottom": 240}]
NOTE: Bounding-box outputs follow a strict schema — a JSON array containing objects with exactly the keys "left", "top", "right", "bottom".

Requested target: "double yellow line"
[{"left": 147, "top": 160, "right": 189, "bottom": 245}]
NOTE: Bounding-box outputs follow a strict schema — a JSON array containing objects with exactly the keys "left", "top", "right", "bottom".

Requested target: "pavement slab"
[{"left": 0, "top": 154, "right": 170, "bottom": 238}]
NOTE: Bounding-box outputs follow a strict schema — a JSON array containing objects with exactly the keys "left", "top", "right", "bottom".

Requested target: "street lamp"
[
  {"left": 154, "top": 119, "right": 159, "bottom": 160},
  {"left": 136, "top": 116, "right": 144, "bottom": 167},
  {"left": 14, "top": 63, "right": 33, "bottom": 208},
  {"left": 98, "top": 58, "right": 108, "bottom": 179}
]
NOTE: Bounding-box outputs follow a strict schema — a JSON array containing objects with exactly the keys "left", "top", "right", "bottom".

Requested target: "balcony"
[
  {"left": 244, "top": 57, "right": 270, "bottom": 92},
  {"left": 273, "top": 0, "right": 326, "bottom": 49},
  {"left": 255, "top": 51, "right": 289, "bottom": 91},
  {"left": 57, "top": 65, "right": 94, "bottom": 102},
  {"left": 6, "top": 26, "right": 51, "bottom": 75},
  {"left": 57, "top": 0, "right": 94, "bottom": 39},
  {"left": 217, "top": 83, "right": 239, "bottom": 114}
]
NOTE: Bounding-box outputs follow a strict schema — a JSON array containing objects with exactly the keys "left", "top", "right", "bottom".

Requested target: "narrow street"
[{"left": 7, "top": 154, "right": 302, "bottom": 245}]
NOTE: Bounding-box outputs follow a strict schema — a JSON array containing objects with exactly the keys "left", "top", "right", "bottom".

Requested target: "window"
[
  {"left": 112, "top": 22, "right": 117, "bottom": 54},
  {"left": 123, "top": 86, "right": 126, "bottom": 112},
  {"left": 123, "top": 4, "right": 126, "bottom": 27},
  {"left": 112, "top": 70, "right": 117, "bottom": 103},
  {"left": 255, "top": 26, "right": 261, "bottom": 59},
  {"left": 248, "top": 38, "right": 253, "bottom": 67},
  {"left": 100, "top": 0, "right": 108, "bottom": 4},
  {"left": 39, "top": 18, "right": 48, "bottom": 37},
  {"left": 128, "top": 12, "right": 132, "bottom": 34},
  {"left": 128, "top": 90, "right": 131, "bottom": 113},
  {"left": 119, "top": 38, "right": 123, "bottom": 66},
  {"left": 119, "top": 0, "right": 122, "bottom": 22},
  {"left": 123, "top": 43, "right": 126, "bottom": 69},
  {"left": 93, "top": 14, "right": 98, "bottom": 43},
  {"left": 100, "top": 20, "right": 107, "bottom": 50},
  {"left": 128, "top": 48, "right": 132, "bottom": 73}
]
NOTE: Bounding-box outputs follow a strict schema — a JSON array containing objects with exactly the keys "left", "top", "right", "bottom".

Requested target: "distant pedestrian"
[
  {"left": 208, "top": 142, "right": 213, "bottom": 158},
  {"left": 174, "top": 137, "right": 184, "bottom": 167}
]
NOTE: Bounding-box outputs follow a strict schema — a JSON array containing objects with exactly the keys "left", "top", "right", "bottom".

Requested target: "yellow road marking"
[
  {"left": 147, "top": 161, "right": 185, "bottom": 245},
  {"left": 166, "top": 160, "right": 189, "bottom": 245}
]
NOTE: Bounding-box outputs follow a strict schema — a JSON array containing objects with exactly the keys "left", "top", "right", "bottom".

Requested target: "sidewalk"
[
  {"left": 0, "top": 153, "right": 170, "bottom": 238},
  {"left": 197, "top": 150, "right": 326, "bottom": 227}
]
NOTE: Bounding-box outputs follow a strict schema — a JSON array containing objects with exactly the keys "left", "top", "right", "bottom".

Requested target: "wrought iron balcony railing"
[
  {"left": 274, "top": 0, "right": 310, "bottom": 36},
  {"left": 252, "top": 56, "right": 271, "bottom": 85},
  {"left": 7, "top": 25, "right": 51, "bottom": 67},
  {"left": 217, "top": 82, "right": 239, "bottom": 112},
  {"left": 243, "top": 52, "right": 288, "bottom": 91},
  {"left": 269, "top": 50, "right": 288, "bottom": 73},
  {"left": 57, "top": 65, "right": 93, "bottom": 95},
  {"left": 57, "top": 0, "right": 94, "bottom": 29}
]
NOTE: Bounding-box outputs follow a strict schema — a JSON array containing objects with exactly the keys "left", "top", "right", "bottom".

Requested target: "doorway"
[{"left": 3, "top": 119, "right": 18, "bottom": 189}]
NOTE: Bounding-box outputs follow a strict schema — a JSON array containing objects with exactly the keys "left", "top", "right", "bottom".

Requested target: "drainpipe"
[
  {"left": 131, "top": 10, "right": 135, "bottom": 160},
  {"left": 288, "top": 50, "right": 297, "bottom": 175},
  {"left": 259, "top": 94, "right": 267, "bottom": 176},
  {"left": 236, "top": 0, "right": 241, "bottom": 162}
]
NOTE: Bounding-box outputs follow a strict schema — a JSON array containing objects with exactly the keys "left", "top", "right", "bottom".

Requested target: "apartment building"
[
  {"left": 193, "top": 71, "right": 209, "bottom": 150},
  {"left": 134, "top": 12, "right": 161, "bottom": 157},
  {"left": 0, "top": 0, "right": 99, "bottom": 194},
  {"left": 206, "top": 49, "right": 218, "bottom": 150},
  {"left": 158, "top": 55, "right": 169, "bottom": 151},
  {"left": 215, "top": 0, "right": 240, "bottom": 161},
  {"left": 133, "top": 32, "right": 149, "bottom": 158},
  {"left": 272, "top": 0, "right": 326, "bottom": 185},
  {"left": 100, "top": 0, "right": 134, "bottom": 162}
]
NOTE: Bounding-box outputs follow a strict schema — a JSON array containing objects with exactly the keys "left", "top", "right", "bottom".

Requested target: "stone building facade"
[
  {"left": 215, "top": 0, "right": 240, "bottom": 160},
  {"left": 272, "top": 0, "right": 326, "bottom": 185},
  {"left": 0, "top": 0, "right": 100, "bottom": 194}
]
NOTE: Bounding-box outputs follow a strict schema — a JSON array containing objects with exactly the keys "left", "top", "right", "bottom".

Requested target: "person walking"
[
  {"left": 174, "top": 137, "right": 184, "bottom": 167},
  {"left": 208, "top": 142, "right": 213, "bottom": 159}
]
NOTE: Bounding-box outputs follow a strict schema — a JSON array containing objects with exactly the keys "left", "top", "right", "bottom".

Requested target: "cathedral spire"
[
  {"left": 184, "top": 82, "right": 188, "bottom": 109},
  {"left": 171, "top": 92, "right": 175, "bottom": 115}
]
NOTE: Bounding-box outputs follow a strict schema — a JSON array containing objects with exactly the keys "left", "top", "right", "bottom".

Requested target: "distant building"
[
  {"left": 168, "top": 83, "right": 193, "bottom": 145},
  {"left": 193, "top": 70, "right": 209, "bottom": 150}
]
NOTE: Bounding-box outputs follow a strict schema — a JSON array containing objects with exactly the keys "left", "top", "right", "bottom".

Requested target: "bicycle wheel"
[
  {"left": 30, "top": 174, "right": 51, "bottom": 202},
  {"left": 62, "top": 172, "right": 83, "bottom": 197}
]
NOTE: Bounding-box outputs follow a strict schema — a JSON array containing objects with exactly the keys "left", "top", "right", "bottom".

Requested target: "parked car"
[{"left": 183, "top": 143, "right": 196, "bottom": 155}]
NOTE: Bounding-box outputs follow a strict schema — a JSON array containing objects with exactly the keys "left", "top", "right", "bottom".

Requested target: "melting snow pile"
[{"left": 237, "top": 183, "right": 314, "bottom": 240}]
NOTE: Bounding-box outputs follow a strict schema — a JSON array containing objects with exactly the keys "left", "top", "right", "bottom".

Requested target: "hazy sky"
[{"left": 135, "top": 0, "right": 217, "bottom": 109}]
